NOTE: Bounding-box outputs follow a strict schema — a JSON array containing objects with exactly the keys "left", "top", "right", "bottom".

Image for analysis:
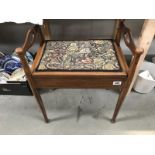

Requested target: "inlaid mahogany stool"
[{"left": 15, "top": 20, "right": 143, "bottom": 123}]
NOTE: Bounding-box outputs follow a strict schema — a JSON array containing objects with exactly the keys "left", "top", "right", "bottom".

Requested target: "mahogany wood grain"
[
  {"left": 31, "top": 43, "right": 45, "bottom": 73},
  {"left": 43, "top": 19, "right": 51, "bottom": 40},
  {"left": 113, "top": 42, "right": 129, "bottom": 72},
  {"left": 33, "top": 71, "right": 127, "bottom": 77},
  {"left": 33, "top": 75, "right": 126, "bottom": 88},
  {"left": 111, "top": 50, "right": 143, "bottom": 122},
  {"left": 15, "top": 20, "right": 144, "bottom": 123},
  {"left": 16, "top": 48, "right": 49, "bottom": 123}
]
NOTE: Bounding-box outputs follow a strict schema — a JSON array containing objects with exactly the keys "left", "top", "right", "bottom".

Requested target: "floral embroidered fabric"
[{"left": 37, "top": 40, "right": 120, "bottom": 71}]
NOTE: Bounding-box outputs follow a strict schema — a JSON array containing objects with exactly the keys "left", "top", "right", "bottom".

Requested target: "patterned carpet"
[{"left": 37, "top": 40, "right": 120, "bottom": 71}]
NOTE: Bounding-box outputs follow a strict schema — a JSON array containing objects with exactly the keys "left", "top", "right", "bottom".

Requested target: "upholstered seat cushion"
[{"left": 37, "top": 40, "right": 121, "bottom": 71}]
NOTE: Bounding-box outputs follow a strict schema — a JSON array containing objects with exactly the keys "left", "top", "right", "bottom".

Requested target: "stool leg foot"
[
  {"left": 112, "top": 84, "right": 128, "bottom": 123},
  {"left": 111, "top": 119, "right": 116, "bottom": 123},
  {"left": 32, "top": 88, "right": 49, "bottom": 123}
]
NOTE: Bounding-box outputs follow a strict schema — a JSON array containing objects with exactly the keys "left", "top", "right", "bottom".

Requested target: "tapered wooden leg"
[
  {"left": 27, "top": 79, "right": 49, "bottom": 123},
  {"left": 111, "top": 50, "right": 143, "bottom": 123},
  {"left": 16, "top": 48, "right": 49, "bottom": 123},
  {"left": 31, "top": 88, "right": 49, "bottom": 123},
  {"left": 111, "top": 83, "right": 128, "bottom": 123},
  {"left": 28, "top": 80, "right": 49, "bottom": 123}
]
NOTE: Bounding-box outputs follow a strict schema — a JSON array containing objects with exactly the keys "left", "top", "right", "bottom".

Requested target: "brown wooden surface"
[
  {"left": 15, "top": 26, "right": 49, "bottom": 122},
  {"left": 33, "top": 71, "right": 127, "bottom": 77},
  {"left": 113, "top": 42, "right": 129, "bottom": 72},
  {"left": 31, "top": 43, "right": 45, "bottom": 73},
  {"left": 42, "top": 19, "right": 52, "bottom": 40},
  {"left": 111, "top": 20, "right": 144, "bottom": 122},
  {"left": 15, "top": 20, "right": 144, "bottom": 123},
  {"left": 112, "top": 49, "right": 143, "bottom": 122},
  {"left": 16, "top": 47, "right": 49, "bottom": 123},
  {"left": 33, "top": 75, "right": 126, "bottom": 88}
]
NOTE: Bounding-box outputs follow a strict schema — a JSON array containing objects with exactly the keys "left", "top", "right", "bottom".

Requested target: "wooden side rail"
[
  {"left": 15, "top": 25, "right": 41, "bottom": 81},
  {"left": 112, "top": 20, "right": 144, "bottom": 123},
  {"left": 15, "top": 25, "right": 45, "bottom": 75},
  {"left": 43, "top": 19, "right": 52, "bottom": 40},
  {"left": 15, "top": 25, "right": 49, "bottom": 123}
]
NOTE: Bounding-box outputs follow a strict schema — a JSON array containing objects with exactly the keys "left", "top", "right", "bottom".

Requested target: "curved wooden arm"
[
  {"left": 15, "top": 25, "right": 45, "bottom": 77},
  {"left": 123, "top": 24, "right": 144, "bottom": 55},
  {"left": 22, "top": 26, "right": 38, "bottom": 52},
  {"left": 16, "top": 25, "right": 44, "bottom": 56},
  {"left": 115, "top": 20, "right": 144, "bottom": 82},
  {"left": 123, "top": 26, "right": 136, "bottom": 54},
  {"left": 115, "top": 20, "right": 143, "bottom": 56}
]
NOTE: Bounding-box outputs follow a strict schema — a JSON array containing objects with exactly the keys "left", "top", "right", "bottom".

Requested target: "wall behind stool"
[
  {"left": 0, "top": 22, "right": 35, "bottom": 54},
  {"left": 0, "top": 19, "right": 154, "bottom": 55}
]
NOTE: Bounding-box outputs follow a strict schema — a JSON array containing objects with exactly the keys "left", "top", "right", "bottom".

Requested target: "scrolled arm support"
[
  {"left": 15, "top": 25, "right": 44, "bottom": 77},
  {"left": 16, "top": 25, "right": 44, "bottom": 56},
  {"left": 22, "top": 26, "right": 38, "bottom": 52},
  {"left": 115, "top": 20, "right": 143, "bottom": 56}
]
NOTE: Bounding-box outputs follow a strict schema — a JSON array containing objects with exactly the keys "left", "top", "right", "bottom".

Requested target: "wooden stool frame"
[{"left": 15, "top": 20, "right": 143, "bottom": 123}]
